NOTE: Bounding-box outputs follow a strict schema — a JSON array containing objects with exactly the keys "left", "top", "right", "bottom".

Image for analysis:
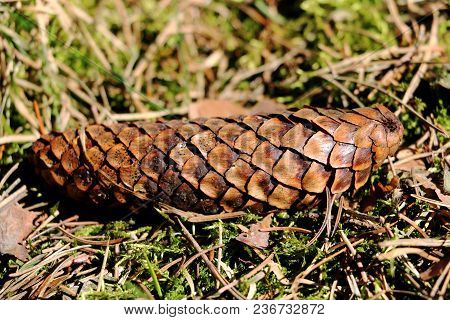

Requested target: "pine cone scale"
[{"left": 31, "top": 105, "right": 404, "bottom": 214}]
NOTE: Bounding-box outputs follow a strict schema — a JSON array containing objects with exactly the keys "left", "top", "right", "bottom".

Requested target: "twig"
[
  {"left": 292, "top": 239, "right": 365, "bottom": 298},
  {"left": 331, "top": 196, "right": 345, "bottom": 237},
  {"left": 329, "top": 280, "right": 338, "bottom": 300},
  {"left": 221, "top": 48, "right": 306, "bottom": 96},
  {"left": 217, "top": 221, "right": 223, "bottom": 288},
  {"left": 377, "top": 248, "right": 440, "bottom": 262},
  {"left": 311, "top": 45, "right": 441, "bottom": 78},
  {"left": 161, "top": 204, "right": 248, "bottom": 223},
  {"left": 10, "top": 245, "right": 91, "bottom": 277},
  {"left": 179, "top": 245, "right": 224, "bottom": 273},
  {"left": 0, "top": 163, "right": 20, "bottom": 189},
  {"left": 410, "top": 194, "right": 450, "bottom": 208},
  {"left": 430, "top": 262, "right": 450, "bottom": 297},
  {"left": 401, "top": 8, "right": 439, "bottom": 104},
  {"left": 379, "top": 239, "right": 450, "bottom": 248},
  {"left": 176, "top": 218, "right": 245, "bottom": 300},
  {"left": 398, "top": 213, "right": 429, "bottom": 238},
  {"left": 110, "top": 107, "right": 188, "bottom": 121},
  {"left": 28, "top": 210, "right": 60, "bottom": 239},
  {"left": 321, "top": 75, "right": 365, "bottom": 108},
  {"left": 97, "top": 242, "right": 110, "bottom": 292},
  {"left": 0, "top": 185, "right": 27, "bottom": 210},
  {"left": 259, "top": 226, "right": 311, "bottom": 234},
  {"left": 57, "top": 227, "right": 124, "bottom": 245},
  {"left": 33, "top": 101, "right": 47, "bottom": 135},
  {"left": 392, "top": 142, "right": 450, "bottom": 167},
  {"left": 339, "top": 231, "right": 356, "bottom": 256},
  {"left": 214, "top": 253, "right": 275, "bottom": 297},
  {"left": 305, "top": 189, "right": 335, "bottom": 247},
  {"left": 438, "top": 265, "right": 450, "bottom": 298},
  {"left": 0, "top": 134, "right": 40, "bottom": 145},
  {"left": 385, "top": 0, "right": 412, "bottom": 44}
]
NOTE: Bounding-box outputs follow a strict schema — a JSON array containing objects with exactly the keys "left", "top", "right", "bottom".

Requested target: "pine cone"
[{"left": 30, "top": 105, "right": 403, "bottom": 214}]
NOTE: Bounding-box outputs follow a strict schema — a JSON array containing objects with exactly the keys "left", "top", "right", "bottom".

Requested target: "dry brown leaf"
[
  {"left": 188, "top": 99, "right": 249, "bottom": 119},
  {"left": 0, "top": 203, "right": 38, "bottom": 261},
  {"left": 377, "top": 176, "right": 400, "bottom": 193},
  {"left": 236, "top": 214, "right": 272, "bottom": 249},
  {"left": 420, "top": 257, "right": 450, "bottom": 280},
  {"left": 436, "top": 189, "right": 450, "bottom": 204},
  {"left": 188, "top": 98, "right": 287, "bottom": 119},
  {"left": 415, "top": 173, "right": 450, "bottom": 205},
  {"left": 360, "top": 176, "right": 400, "bottom": 212},
  {"left": 250, "top": 99, "right": 286, "bottom": 115},
  {"left": 394, "top": 148, "right": 426, "bottom": 171}
]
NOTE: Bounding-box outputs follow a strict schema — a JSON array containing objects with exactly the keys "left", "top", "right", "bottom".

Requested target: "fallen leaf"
[
  {"left": 250, "top": 99, "right": 286, "bottom": 115},
  {"left": 0, "top": 203, "right": 38, "bottom": 261},
  {"left": 376, "top": 176, "right": 400, "bottom": 193},
  {"left": 236, "top": 214, "right": 272, "bottom": 249},
  {"left": 360, "top": 176, "right": 400, "bottom": 212},
  {"left": 415, "top": 173, "right": 450, "bottom": 205},
  {"left": 420, "top": 257, "right": 450, "bottom": 281},
  {"left": 436, "top": 189, "right": 450, "bottom": 204},
  {"left": 394, "top": 148, "right": 426, "bottom": 171},
  {"left": 188, "top": 99, "right": 249, "bottom": 119},
  {"left": 396, "top": 148, "right": 416, "bottom": 159},
  {"left": 188, "top": 98, "right": 288, "bottom": 119}
]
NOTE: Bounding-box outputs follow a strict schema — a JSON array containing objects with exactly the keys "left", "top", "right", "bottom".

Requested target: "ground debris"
[
  {"left": 0, "top": 203, "right": 38, "bottom": 261},
  {"left": 236, "top": 214, "right": 273, "bottom": 249}
]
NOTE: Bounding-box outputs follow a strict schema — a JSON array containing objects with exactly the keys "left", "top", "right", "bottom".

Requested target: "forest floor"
[{"left": 0, "top": 0, "right": 449, "bottom": 300}]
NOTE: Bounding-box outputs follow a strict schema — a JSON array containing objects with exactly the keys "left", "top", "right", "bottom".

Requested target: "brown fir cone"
[{"left": 30, "top": 104, "right": 404, "bottom": 214}]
